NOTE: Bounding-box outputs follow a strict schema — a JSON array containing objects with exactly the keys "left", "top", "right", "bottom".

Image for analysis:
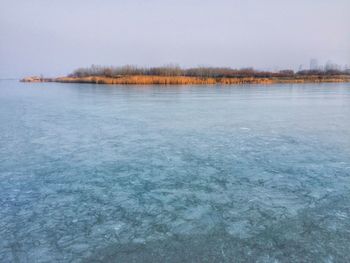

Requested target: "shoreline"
[{"left": 20, "top": 75, "right": 350, "bottom": 85}]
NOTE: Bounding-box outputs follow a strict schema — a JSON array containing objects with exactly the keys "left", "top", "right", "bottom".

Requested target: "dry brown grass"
[
  {"left": 22, "top": 75, "right": 350, "bottom": 85},
  {"left": 53, "top": 75, "right": 350, "bottom": 85}
]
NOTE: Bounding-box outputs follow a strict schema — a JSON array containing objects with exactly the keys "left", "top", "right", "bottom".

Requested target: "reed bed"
[{"left": 51, "top": 75, "right": 350, "bottom": 85}]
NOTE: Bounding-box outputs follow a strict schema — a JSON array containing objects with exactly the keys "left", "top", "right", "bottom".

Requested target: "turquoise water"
[{"left": 1, "top": 80, "right": 350, "bottom": 262}]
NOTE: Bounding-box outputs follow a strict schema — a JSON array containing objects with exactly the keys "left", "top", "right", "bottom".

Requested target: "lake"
[{"left": 1, "top": 80, "right": 350, "bottom": 262}]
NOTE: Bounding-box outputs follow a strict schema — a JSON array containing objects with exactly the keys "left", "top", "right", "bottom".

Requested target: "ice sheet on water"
[{"left": 1, "top": 81, "right": 350, "bottom": 262}]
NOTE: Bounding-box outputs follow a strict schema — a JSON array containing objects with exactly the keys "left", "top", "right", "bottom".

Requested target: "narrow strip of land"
[{"left": 21, "top": 65, "right": 350, "bottom": 85}]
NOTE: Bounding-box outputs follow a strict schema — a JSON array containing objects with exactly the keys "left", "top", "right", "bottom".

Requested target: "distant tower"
[
  {"left": 345, "top": 65, "right": 350, "bottom": 74},
  {"left": 310, "top": 59, "right": 318, "bottom": 70},
  {"left": 325, "top": 60, "right": 339, "bottom": 71}
]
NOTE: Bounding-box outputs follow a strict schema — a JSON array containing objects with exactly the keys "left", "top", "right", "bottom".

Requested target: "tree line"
[{"left": 69, "top": 65, "right": 350, "bottom": 78}]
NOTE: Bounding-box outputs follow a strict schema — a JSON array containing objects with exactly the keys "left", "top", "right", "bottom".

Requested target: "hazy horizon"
[{"left": 1, "top": 0, "right": 349, "bottom": 78}]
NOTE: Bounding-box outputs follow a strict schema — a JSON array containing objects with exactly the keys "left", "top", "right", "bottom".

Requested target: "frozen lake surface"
[{"left": 1, "top": 80, "right": 350, "bottom": 262}]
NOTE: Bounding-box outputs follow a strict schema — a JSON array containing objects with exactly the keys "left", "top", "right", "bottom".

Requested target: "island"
[{"left": 21, "top": 65, "right": 350, "bottom": 85}]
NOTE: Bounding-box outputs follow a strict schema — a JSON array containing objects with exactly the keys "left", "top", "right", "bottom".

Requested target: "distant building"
[
  {"left": 325, "top": 60, "right": 341, "bottom": 71},
  {"left": 318, "top": 65, "right": 325, "bottom": 71},
  {"left": 345, "top": 65, "right": 350, "bottom": 74},
  {"left": 310, "top": 59, "right": 318, "bottom": 70}
]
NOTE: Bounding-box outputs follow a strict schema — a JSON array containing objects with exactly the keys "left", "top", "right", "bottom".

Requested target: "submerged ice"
[{"left": 0, "top": 81, "right": 350, "bottom": 262}]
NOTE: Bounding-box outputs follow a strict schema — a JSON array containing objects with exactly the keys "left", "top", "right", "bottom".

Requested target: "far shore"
[
  {"left": 20, "top": 75, "right": 350, "bottom": 85},
  {"left": 21, "top": 65, "right": 350, "bottom": 85}
]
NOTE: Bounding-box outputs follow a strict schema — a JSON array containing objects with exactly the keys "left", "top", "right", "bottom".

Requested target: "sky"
[{"left": 1, "top": 0, "right": 349, "bottom": 78}]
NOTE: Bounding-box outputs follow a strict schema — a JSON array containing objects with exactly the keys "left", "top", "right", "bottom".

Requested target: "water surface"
[{"left": 1, "top": 81, "right": 350, "bottom": 262}]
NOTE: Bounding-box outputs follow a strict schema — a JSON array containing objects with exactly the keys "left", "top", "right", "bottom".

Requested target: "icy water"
[{"left": 1, "top": 80, "right": 350, "bottom": 262}]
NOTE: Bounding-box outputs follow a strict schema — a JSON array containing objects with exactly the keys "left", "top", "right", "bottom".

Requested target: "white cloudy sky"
[{"left": 1, "top": 0, "right": 349, "bottom": 77}]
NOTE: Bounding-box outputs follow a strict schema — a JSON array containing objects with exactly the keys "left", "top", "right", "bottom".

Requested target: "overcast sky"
[{"left": 1, "top": 0, "right": 349, "bottom": 78}]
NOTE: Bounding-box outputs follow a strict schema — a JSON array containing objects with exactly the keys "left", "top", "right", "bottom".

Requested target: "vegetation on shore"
[{"left": 21, "top": 65, "right": 350, "bottom": 85}]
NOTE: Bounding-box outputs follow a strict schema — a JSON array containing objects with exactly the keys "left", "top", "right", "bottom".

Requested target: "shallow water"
[{"left": 0, "top": 80, "right": 350, "bottom": 262}]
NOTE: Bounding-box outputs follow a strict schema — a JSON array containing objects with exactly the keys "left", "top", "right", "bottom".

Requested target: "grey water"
[{"left": 0, "top": 80, "right": 350, "bottom": 262}]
